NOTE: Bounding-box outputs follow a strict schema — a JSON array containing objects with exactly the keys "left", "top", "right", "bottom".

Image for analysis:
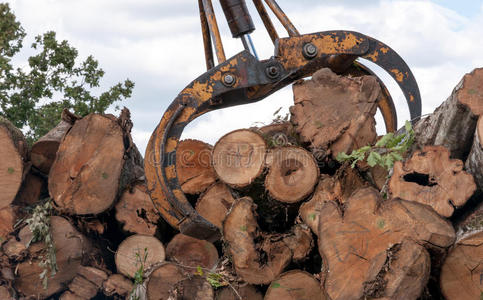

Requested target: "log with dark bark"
[
  {"left": 49, "top": 110, "right": 144, "bottom": 215},
  {"left": 115, "top": 234, "right": 165, "bottom": 278},
  {"left": 265, "top": 146, "right": 319, "bottom": 203},
  {"left": 195, "top": 182, "right": 235, "bottom": 229},
  {"left": 389, "top": 146, "right": 476, "bottom": 217},
  {"left": 212, "top": 129, "right": 267, "bottom": 188},
  {"left": 166, "top": 234, "right": 219, "bottom": 272},
  {"left": 176, "top": 139, "right": 217, "bottom": 194},
  {"left": 103, "top": 274, "right": 133, "bottom": 298},
  {"left": 14, "top": 170, "right": 46, "bottom": 206},
  {"left": 215, "top": 284, "right": 263, "bottom": 300},
  {"left": 317, "top": 188, "right": 455, "bottom": 300},
  {"left": 14, "top": 216, "right": 91, "bottom": 299},
  {"left": 290, "top": 68, "right": 379, "bottom": 159},
  {"left": 300, "top": 167, "right": 367, "bottom": 234},
  {"left": 223, "top": 197, "right": 292, "bottom": 285},
  {"left": 115, "top": 183, "right": 160, "bottom": 235},
  {"left": 169, "top": 276, "right": 214, "bottom": 300},
  {"left": 31, "top": 109, "right": 80, "bottom": 174},
  {"left": 0, "top": 117, "right": 27, "bottom": 210},
  {"left": 414, "top": 68, "right": 483, "bottom": 160},
  {"left": 265, "top": 270, "right": 326, "bottom": 300},
  {"left": 465, "top": 116, "right": 483, "bottom": 190},
  {"left": 440, "top": 205, "right": 483, "bottom": 299},
  {"left": 146, "top": 262, "right": 186, "bottom": 300}
]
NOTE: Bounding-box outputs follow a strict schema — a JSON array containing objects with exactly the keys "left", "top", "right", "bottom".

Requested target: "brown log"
[
  {"left": 265, "top": 146, "right": 319, "bottom": 203},
  {"left": 0, "top": 286, "right": 14, "bottom": 300},
  {"left": 195, "top": 182, "right": 235, "bottom": 229},
  {"left": 0, "top": 206, "right": 16, "bottom": 239},
  {"left": 14, "top": 170, "right": 46, "bottom": 206},
  {"left": 212, "top": 129, "right": 267, "bottom": 188},
  {"left": 290, "top": 68, "right": 379, "bottom": 159},
  {"left": 0, "top": 117, "right": 27, "bottom": 210},
  {"left": 59, "top": 291, "right": 85, "bottom": 300},
  {"left": 265, "top": 270, "right": 326, "bottom": 300},
  {"left": 300, "top": 167, "right": 367, "bottom": 234},
  {"left": 169, "top": 276, "right": 214, "bottom": 300},
  {"left": 415, "top": 68, "right": 483, "bottom": 160},
  {"left": 115, "top": 183, "right": 160, "bottom": 235},
  {"left": 215, "top": 284, "right": 262, "bottom": 300},
  {"left": 223, "top": 197, "right": 292, "bottom": 285},
  {"left": 103, "top": 274, "right": 133, "bottom": 298},
  {"left": 49, "top": 110, "right": 144, "bottom": 215},
  {"left": 65, "top": 275, "right": 99, "bottom": 299},
  {"left": 176, "top": 139, "right": 217, "bottom": 194},
  {"left": 389, "top": 146, "right": 476, "bottom": 217},
  {"left": 115, "top": 234, "right": 165, "bottom": 278},
  {"left": 31, "top": 110, "right": 79, "bottom": 174},
  {"left": 282, "top": 224, "right": 313, "bottom": 262},
  {"left": 441, "top": 206, "right": 483, "bottom": 299},
  {"left": 465, "top": 116, "right": 483, "bottom": 190},
  {"left": 146, "top": 262, "right": 186, "bottom": 300},
  {"left": 2, "top": 238, "right": 27, "bottom": 261},
  {"left": 317, "top": 187, "right": 455, "bottom": 300},
  {"left": 15, "top": 216, "right": 91, "bottom": 299},
  {"left": 258, "top": 121, "right": 299, "bottom": 148},
  {"left": 166, "top": 233, "right": 219, "bottom": 272}
]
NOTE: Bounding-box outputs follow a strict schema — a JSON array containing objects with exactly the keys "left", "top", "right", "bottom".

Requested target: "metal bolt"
[
  {"left": 303, "top": 43, "right": 318, "bottom": 59},
  {"left": 265, "top": 65, "right": 280, "bottom": 79},
  {"left": 223, "top": 74, "right": 236, "bottom": 86}
]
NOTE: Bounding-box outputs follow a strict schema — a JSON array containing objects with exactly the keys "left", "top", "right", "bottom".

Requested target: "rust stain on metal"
[
  {"left": 165, "top": 165, "right": 177, "bottom": 180},
  {"left": 391, "top": 69, "right": 405, "bottom": 82},
  {"left": 365, "top": 50, "right": 379, "bottom": 62},
  {"left": 410, "top": 95, "right": 415, "bottom": 102},
  {"left": 380, "top": 47, "right": 389, "bottom": 54},
  {"left": 166, "top": 137, "right": 178, "bottom": 153}
]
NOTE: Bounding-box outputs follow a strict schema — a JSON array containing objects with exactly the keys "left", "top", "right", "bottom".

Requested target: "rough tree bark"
[
  {"left": 414, "top": 68, "right": 483, "bottom": 160},
  {"left": 317, "top": 187, "right": 455, "bottom": 300},
  {"left": 195, "top": 182, "right": 235, "bottom": 229},
  {"left": 264, "top": 146, "right": 319, "bottom": 203},
  {"left": 465, "top": 116, "right": 483, "bottom": 190},
  {"left": 389, "top": 146, "right": 476, "bottom": 217},
  {"left": 165, "top": 233, "right": 219, "bottom": 272},
  {"left": 14, "top": 216, "right": 91, "bottom": 299},
  {"left": 115, "top": 234, "right": 165, "bottom": 279},
  {"left": 176, "top": 139, "right": 217, "bottom": 194},
  {"left": 115, "top": 183, "right": 160, "bottom": 235},
  {"left": 290, "top": 68, "right": 379, "bottom": 159},
  {"left": 30, "top": 109, "right": 80, "bottom": 175},
  {"left": 212, "top": 129, "right": 267, "bottom": 188},
  {"left": 264, "top": 270, "right": 326, "bottom": 300},
  {"left": 49, "top": 109, "right": 144, "bottom": 215}
]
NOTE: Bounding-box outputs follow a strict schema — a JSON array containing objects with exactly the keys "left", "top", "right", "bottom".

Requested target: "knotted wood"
[{"left": 389, "top": 146, "right": 476, "bottom": 217}]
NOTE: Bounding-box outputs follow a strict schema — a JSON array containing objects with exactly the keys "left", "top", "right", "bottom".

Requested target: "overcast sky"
[{"left": 6, "top": 0, "right": 483, "bottom": 154}]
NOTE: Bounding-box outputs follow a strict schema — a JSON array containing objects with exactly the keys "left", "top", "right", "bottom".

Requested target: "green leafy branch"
[
  {"left": 336, "top": 121, "right": 415, "bottom": 170},
  {"left": 130, "top": 247, "right": 148, "bottom": 300},
  {"left": 25, "top": 199, "right": 57, "bottom": 289},
  {"left": 196, "top": 266, "right": 226, "bottom": 289}
]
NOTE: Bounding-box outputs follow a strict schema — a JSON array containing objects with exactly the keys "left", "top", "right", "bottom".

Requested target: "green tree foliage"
[{"left": 0, "top": 3, "right": 134, "bottom": 143}]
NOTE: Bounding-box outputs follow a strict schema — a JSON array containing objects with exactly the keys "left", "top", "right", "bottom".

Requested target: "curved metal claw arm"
[{"left": 145, "top": 30, "right": 422, "bottom": 241}]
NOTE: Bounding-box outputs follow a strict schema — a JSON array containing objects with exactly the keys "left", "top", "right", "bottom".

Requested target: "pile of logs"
[{"left": 0, "top": 67, "right": 482, "bottom": 300}]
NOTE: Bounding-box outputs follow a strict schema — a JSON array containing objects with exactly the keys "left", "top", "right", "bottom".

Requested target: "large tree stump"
[
  {"left": 389, "top": 146, "right": 476, "bottom": 217},
  {"left": 146, "top": 262, "right": 186, "bottom": 300},
  {"left": 212, "top": 129, "right": 267, "bottom": 188},
  {"left": 195, "top": 182, "right": 235, "bottom": 229},
  {"left": 115, "top": 183, "right": 160, "bottom": 235},
  {"left": 265, "top": 146, "right": 319, "bottom": 203},
  {"left": 318, "top": 188, "right": 455, "bottom": 300},
  {"left": 166, "top": 234, "right": 219, "bottom": 272},
  {"left": 30, "top": 109, "right": 79, "bottom": 174},
  {"left": 0, "top": 117, "right": 27, "bottom": 210},
  {"left": 415, "top": 67, "right": 483, "bottom": 160},
  {"left": 115, "top": 234, "right": 165, "bottom": 278},
  {"left": 49, "top": 110, "right": 143, "bottom": 215},
  {"left": 465, "top": 116, "right": 483, "bottom": 190},
  {"left": 441, "top": 206, "right": 483, "bottom": 299},
  {"left": 223, "top": 197, "right": 292, "bottom": 285},
  {"left": 176, "top": 139, "right": 217, "bottom": 194},
  {"left": 14, "top": 216, "right": 91, "bottom": 299},
  {"left": 265, "top": 270, "right": 326, "bottom": 300},
  {"left": 290, "top": 68, "right": 379, "bottom": 159}
]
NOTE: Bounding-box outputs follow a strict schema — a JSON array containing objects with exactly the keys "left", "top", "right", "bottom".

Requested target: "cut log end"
[
  {"left": 195, "top": 182, "right": 235, "bottom": 229},
  {"left": 103, "top": 274, "right": 133, "bottom": 298},
  {"left": 389, "top": 145, "right": 476, "bottom": 217},
  {"left": 115, "top": 234, "right": 166, "bottom": 279},
  {"left": 212, "top": 129, "right": 267, "bottom": 188},
  {"left": 215, "top": 284, "right": 262, "bottom": 300},
  {"left": 166, "top": 233, "right": 219, "bottom": 272},
  {"left": 265, "top": 146, "right": 319, "bottom": 203},
  {"left": 169, "top": 276, "right": 214, "bottom": 300},
  {"left": 176, "top": 139, "right": 217, "bottom": 194},
  {"left": 265, "top": 270, "right": 326, "bottom": 300},
  {"left": 146, "top": 262, "right": 186, "bottom": 300}
]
